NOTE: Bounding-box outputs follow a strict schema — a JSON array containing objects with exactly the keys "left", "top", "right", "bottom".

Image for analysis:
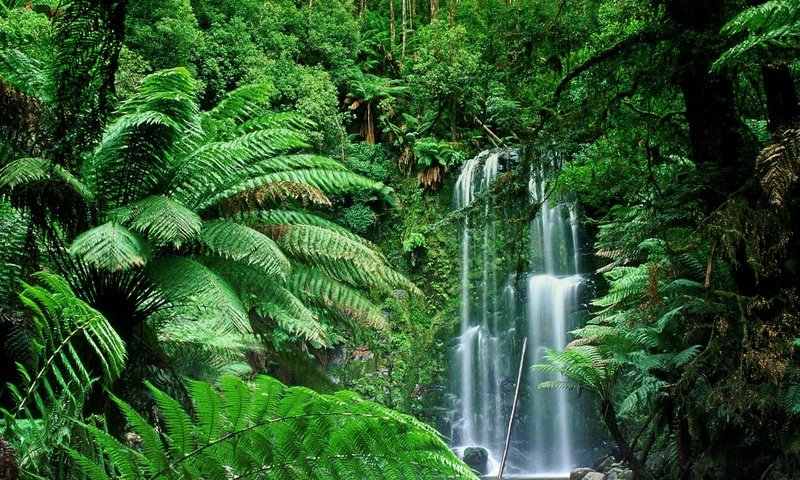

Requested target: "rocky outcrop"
[
  {"left": 570, "top": 467, "right": 596, "bottom": 480},
  {"left": 462, "top": 446, "right": 489, "bottom": 475},
  {"left": 569, "top": 460, "right": 635, "bottom": 480}
]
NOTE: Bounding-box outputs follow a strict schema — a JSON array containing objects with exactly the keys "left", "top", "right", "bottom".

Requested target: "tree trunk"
[
  {"left": 389, "top": 0, "right": 396, "bottom": 52},
  {"left": 365, "top": 103, "right": 375, "bottom": 144},
  {"left": 430, "top": 0, "right": 437, "bottom": 21},
  {"left": 601, "top": 400, "right": 650, "bottom": 479},
  {"left": 666, "top": 0, "right": 758, "bottom": 183},
  {"left": 762, "top": 61, "right": 800, "bottom": 132},
  {"left": 401, "top": 0, "right": 407, "bottom": 59}
]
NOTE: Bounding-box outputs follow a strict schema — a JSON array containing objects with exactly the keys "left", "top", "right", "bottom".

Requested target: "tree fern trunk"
[
  {"left": 601, "top": 400, "right": 650, "bottom": 479},
  {"left": 762, "top": 61, "right": 800, "bottom": 132}
]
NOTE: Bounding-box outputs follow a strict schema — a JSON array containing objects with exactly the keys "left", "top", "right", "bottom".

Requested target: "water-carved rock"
[{"left": 462, "top": 446, "right": 489, "bottom": 474}]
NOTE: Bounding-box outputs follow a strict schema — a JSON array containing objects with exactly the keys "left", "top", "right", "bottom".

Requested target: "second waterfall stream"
[{"left": 446, "top": 148, "right": 591, "bottom": 477}]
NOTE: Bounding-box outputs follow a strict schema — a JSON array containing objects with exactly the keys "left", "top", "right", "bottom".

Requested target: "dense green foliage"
[{"left": 2, "top": 0, "right": 800, "bottom": 478}]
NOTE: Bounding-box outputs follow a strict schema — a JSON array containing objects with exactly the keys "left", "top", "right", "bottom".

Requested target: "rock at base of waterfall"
[
  {"left": 570, "top": 467, "right": 596, "bottom": 480},
  {"left": 582, "top": 473, "right": 606, "bottom": 480},
  {"left": 595, "top": 456, "right": 615, "bottom": 472},
  {"left": 605, "top": 466, "right": 634, "bottom": 480},
  {"left": 462, "top": 446, "right": 489, "bottom": 474}
]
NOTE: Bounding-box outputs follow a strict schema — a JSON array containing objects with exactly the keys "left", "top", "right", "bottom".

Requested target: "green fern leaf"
[{"left": 70, "top": 222, "right": 151, "bottom": 271}]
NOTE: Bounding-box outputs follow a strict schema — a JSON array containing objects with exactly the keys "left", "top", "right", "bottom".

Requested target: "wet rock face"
[
  {"left": 0, "top": 437, "right": 19, "bottom": 480},
  {"left": 462, "top": 446, "right": 489, "bottom": 475},
  {"left": 570, "top": 467, "right": 596, "bottom": 480}
]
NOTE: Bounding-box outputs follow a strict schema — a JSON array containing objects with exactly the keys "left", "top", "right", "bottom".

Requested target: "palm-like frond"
[
  {"left": 110, "top": 195, "right": 202, "bottom": 248},
  {"left": 199, "top": 220, "right": 290, "bottom": 280},
  {"left": 0, "top": 157, "right": 52, "bottom": 189},
  {"left": 145, "top": 258, "right": 250, "bottom": 334},
  {"left": 288, "top": 265, "right": 388, "bottom": 330},
  {"left": 70, "top": 375, "right": 479, "bottom": 479},
  {"left": 8, "top": 272, "right": 126, "bottom": 413},
  {"left": 714, "top": 0, "right": 800, "bottom": 69},
  {"left": 207, "top": 168, "right": 397, "bottom": 209},
  {"left": 70, "top": 222, "right": 151, "bottom": 271},
  {"left": 271, "top": 224, "right": 419, "bottom": 295},
  {"left": 535, "top": 345, "right": 618, "bottom": 401}
]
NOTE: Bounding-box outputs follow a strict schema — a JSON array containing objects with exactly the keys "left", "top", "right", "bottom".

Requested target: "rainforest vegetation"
[{"left": 0, "top": 0, "right": 799, "bottom": 478}]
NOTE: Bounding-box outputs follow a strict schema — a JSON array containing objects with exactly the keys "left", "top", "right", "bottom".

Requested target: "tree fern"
[{"left": 69, "top": 375, "right": 479, "bottom": 480}]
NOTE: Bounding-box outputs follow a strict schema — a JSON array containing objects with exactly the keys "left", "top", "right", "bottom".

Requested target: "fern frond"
[
  {"left": 592, "top": 265, "right": 649, "bottom": 309},
  {"left": 169, "top": 131, "right": 312, "bottom": 208},
  {"left": 756, "top": 126, "right": 800, "bottom": 206},
  {"left": 0, "top": 157, "right": 51, "bottom": 189},
  {"left": 204, "top": 168, "right": 397, "bottom": 211},
  {"left": 288, "top": 266, "right": 388, "bottom": 330},
  {"left": 109, "top": 195, "right": 202, "bottom": 248},
  {"left": 270, "top": 224, "right": 419, "bottom": 295},
  {"left": 72, "top": 375, "right": 479, "bottom": 479},
  {"left": 202, "top": 83, "right": 274, "bottom": 134},
  {"left": 714, "top": 0, "right": 800, "bottom": 69},
  {"left": 0, "top": 49, "right": 51, "bottom": 100},
  {"left": 145, "top": 258, "right": 250, "bottom": 334},
  {"left": 618, "top": 377, "right": 666, "bottom": 416},
  {"left": 199, "top": 220, "right": 290, "bottom": 280},
  {"left": 235, "top": 111, "right": 316, "bottom": 136},
  {"left": 70, "top": 222, "right": 151, "bottom": 271},
  {"left": 8, "top": 272, "right": 126, "bottom": 419}
]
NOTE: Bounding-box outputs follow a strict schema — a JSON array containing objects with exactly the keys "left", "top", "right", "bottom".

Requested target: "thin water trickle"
[{"left": 448, "top": 149, "right": 586, "bottom": 476}]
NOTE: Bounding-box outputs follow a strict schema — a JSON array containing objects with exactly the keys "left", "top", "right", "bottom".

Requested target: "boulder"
[
  {"left": 606, "top": 467, "right": 634, "bottom": 480},
  {"left": 596, "top": 456, "right": 615, "bottom": 473},
  {"left": 583, "top": 473, "right": 606, "bottom": 480},
  {"left": 570, "top": 468, "right": 596, "bottom": 480},
  {"left": 462, "top": 446, "right": 489, "bottom": 475}
]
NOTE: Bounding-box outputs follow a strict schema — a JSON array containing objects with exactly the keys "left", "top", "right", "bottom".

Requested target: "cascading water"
[{"left": 447, "top": 149, "right": 588, "bottom": 477}]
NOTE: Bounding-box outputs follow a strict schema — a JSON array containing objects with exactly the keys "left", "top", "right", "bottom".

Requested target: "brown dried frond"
[
  {"left": 0, "top": 80, "right": 47, "bottom": 157},
  {"left": 417, "top": 164, "right": 444, "bottom": 188},
  {"left": 257, "top": 224, "right": 290, "bottom": 241},
  {"left": 756, "top": 126, "right": 800, "bottom": 206},
  {"left": 218, "top": 182, "right": 331, "bottom": 215},
  {"left": 566, "top": 337, "right": 596, "bottom": 349}
]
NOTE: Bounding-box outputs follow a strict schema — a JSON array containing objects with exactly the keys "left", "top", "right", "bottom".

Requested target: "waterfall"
[{"left": 448, "top": 149, "right": 587, "bottom": 476}]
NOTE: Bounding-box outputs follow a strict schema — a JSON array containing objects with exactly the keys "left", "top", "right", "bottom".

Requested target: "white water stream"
[{"left": 448, "top": 149, "right": 586, "bottom": 476}]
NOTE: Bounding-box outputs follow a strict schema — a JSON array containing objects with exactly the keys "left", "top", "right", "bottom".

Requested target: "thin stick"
[{"left": 498, "top": 337, "right": 527, "bottom": 479}]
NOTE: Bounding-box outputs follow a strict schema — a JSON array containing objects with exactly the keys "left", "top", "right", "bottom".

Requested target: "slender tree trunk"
[
  {"left": 401, "top": 0, "right": 407, "bottom": 59},
  {"left": 601, "top": 400, "right": 650, "bottom": 479},
  {"left": 431, "top": 0, "right": 437, "bottom": 21},
  {"left": 389, "top": 0, "right": 396, "bottom": 52},
  {"left": 365, "top": 103, "right": 375, "bottom": 144}
]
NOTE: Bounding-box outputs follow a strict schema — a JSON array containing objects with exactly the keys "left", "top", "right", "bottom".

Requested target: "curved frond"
[
  {"left": 9, "top": 272, "right": 126, "bottom": 419},
  {"left": 70, "top": 222, "right": 151, "bottom": 271},
  {"left": 146, "top": 258, "right": 250, "bottom": 334},
  {"left": 71, "top": 375, "right": 479, "bottom": 479},
  {"left": 110, "top": 195, "right": 202, "bottom": 248},
  {"left": 0, "top": 157, "right": 51, "bottom": 189},
  {"left": 268, "top": 224, "right": 419, "bottom": 295},
  {"left": 199, "top": 220, "right": 290, "bottom": 279},
  {"left": 204, "top": 168, "right": 397, "bottom": 211},
  {"left": 288, "top": 266, "right": 388, "bottom": 330}
]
